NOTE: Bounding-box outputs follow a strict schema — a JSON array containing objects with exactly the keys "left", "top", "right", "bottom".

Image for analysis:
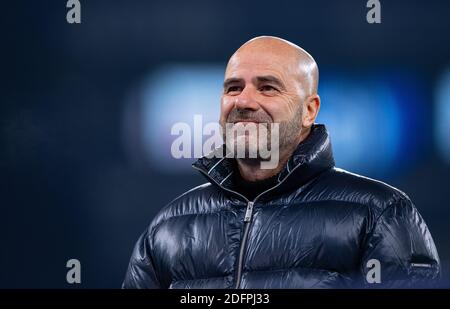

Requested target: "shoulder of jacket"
[
  {"left": 146, "top": 182, "right": 225, "bottom": 234},
  {"left": 320, "top": 167, "right": 412, "bottom": 214}
]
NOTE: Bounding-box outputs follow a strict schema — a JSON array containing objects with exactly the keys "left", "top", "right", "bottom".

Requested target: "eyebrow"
[
  {"left": 223, "top": 78, "right": 243, "bottom": 89},
  {"left": 223, "top": 75, "right": 286, "bottom": 91}
]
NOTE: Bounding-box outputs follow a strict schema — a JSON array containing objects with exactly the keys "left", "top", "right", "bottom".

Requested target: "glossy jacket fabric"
[{"left": 122, "top": 124, "right": 440, "bottom": 289}]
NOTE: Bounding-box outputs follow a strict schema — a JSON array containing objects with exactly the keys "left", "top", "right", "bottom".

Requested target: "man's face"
[{"left": 220, "top": 47, "right": 305, "bottom": 159}]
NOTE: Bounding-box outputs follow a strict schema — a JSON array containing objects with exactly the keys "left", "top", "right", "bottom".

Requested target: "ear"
[{"left": 302, "top": 94, "right": 320, "bottom": 128}]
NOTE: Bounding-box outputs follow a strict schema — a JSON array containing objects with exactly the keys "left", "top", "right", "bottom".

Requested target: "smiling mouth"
[
  {"left": 234, "top": 121, "right": 258, "bottom": 124},
  {"left": 232, "top": 120, "right": 262, "bottom": 124}
]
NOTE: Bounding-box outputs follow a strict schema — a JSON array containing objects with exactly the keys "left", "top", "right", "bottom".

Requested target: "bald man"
[{"left": 123, "top": 36, "right": 440, "bottom": 289}]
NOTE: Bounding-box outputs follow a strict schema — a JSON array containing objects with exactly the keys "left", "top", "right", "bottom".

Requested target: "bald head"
[{"left": 226, "top": 36, "right": 319, "bottom": 96}]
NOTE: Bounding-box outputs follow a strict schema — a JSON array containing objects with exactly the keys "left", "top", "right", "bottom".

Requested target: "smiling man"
[{"left": 123, "top": 36, "right": 440, "bottom": 289}]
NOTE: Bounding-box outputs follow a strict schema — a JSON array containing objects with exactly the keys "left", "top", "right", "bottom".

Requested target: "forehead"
[{"left": 225, "top": 50, "right": 299, "bottom": 81}]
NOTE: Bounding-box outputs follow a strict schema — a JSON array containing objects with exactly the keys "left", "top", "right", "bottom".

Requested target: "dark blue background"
[{"left": 1, "top": 0, "right": 449, "bottom": 288}]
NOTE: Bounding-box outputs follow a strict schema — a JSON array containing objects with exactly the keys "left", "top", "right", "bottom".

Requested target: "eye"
[
  {"left": 226, "top": 86, "right": 242, "bottom": 94},
  {"left": 259, "top": 85, "right": 278, "bottom": 92}
]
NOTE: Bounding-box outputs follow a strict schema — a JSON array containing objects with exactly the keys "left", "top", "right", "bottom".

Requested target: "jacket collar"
[{"left": 192, "top": 124, "right": 335, "bottom": 200}]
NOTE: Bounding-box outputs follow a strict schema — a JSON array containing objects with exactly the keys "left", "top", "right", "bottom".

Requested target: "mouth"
[{"left": 232, "top": 120, "right": 260, "bottom": 125}]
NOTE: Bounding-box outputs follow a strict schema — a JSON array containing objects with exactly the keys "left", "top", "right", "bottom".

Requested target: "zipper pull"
[{"left": 244, "top": 202, "right": 254, "bottom": 222}]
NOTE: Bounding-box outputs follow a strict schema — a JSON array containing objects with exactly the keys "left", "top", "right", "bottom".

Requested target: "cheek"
[
  {"left": 220, "top": 97, "right": 235, "bottom": 121},
  {"left": 258, "top": 99, "right": 289, "bottom": 123},
  {"left": 269, "top": 95, "right": 301, "bottom": 123}
]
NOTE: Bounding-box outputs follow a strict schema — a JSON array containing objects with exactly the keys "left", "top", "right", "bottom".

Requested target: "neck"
[{"left": 237, "top": 127, "right": 311, "bottom": 182}]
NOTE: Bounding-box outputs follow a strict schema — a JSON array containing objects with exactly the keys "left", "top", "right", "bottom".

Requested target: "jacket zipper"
[
  {"left": 234, "top": 201, "right": 254, "bottom": 288},
  {"left": 192, "top": 165, "right": 301, "bottom": 289}
]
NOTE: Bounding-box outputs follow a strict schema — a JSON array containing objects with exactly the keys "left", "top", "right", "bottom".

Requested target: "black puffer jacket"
[{"left": 123, "top": 124, "right": 440, "bottom": 288}]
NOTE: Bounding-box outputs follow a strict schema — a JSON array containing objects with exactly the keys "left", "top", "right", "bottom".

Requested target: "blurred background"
[{"left": 1, "top": 0, "right": 449, "bottom": 288}]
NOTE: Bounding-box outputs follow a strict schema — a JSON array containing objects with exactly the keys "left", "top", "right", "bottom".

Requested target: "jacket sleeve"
[
  {"left": 122, "top": 229, "right": 162, "bottom": 289},
  {"left": 360, "top": 197, "right": 441, "bottom": 288}
]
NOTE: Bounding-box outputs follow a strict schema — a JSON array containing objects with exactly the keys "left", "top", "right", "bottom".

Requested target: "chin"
[{"left": 227, "top": 135, "right": 257, "bottom": 159}]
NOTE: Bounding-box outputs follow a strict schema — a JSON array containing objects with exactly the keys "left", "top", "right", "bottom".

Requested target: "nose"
[{"left": 234, "top": 87, "right": 260, "bottom": 111}]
